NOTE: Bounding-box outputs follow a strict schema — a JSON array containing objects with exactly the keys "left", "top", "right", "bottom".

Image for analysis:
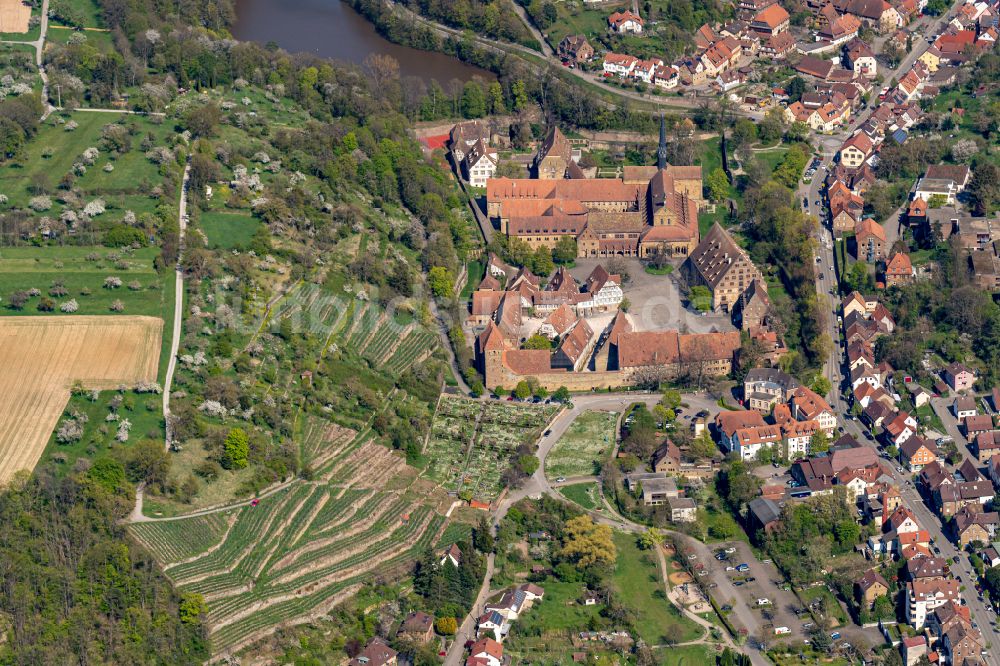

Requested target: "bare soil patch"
[{"left": 0, "top": 316, "right": 162, "bottom": 484}]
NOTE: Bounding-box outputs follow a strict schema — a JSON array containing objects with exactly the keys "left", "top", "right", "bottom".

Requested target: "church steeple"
[{"left": 657, "top": 112, "right": 667, "bottom": 170}]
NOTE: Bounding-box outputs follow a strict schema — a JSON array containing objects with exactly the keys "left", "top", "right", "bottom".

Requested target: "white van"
[
  {"left": 774, "top": 626, "right": 790, "bottom": 635},
  {"left": 757, "top": 598, "right": 772, "bottom": 606}
]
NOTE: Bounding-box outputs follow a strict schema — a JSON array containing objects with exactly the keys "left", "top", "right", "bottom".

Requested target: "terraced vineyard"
[
  {"left": 423, "top": 396, "right": 560, "bottom": 501},
  {"left": 271, "top": 285, "right": 435, "bottom": 376},
  {"left": 129, "top": 417, "right": 451, "bottom": 655}
]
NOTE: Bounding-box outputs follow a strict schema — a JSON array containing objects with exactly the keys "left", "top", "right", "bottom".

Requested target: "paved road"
[{"left": 162, "top": 162, "right": 190, "bottom": 450}]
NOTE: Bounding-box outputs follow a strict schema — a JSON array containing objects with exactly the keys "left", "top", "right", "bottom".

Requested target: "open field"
[
  {"left": 0, "top": 0, "right": 31, "bottom": 33},
  {"left": 423, "top": 395, "right": 559, "bottom": 500},
  {"left": 611, "top": 533, "right": 703, "bottom": 645},
  {"left": 0, "top": 315, "right": 162, "bottom": 484},
  {"left": 200, "top": 211, "right": 260, "bottom": 250},
  {"left": 545, "top": 410, "right": 616, "bottom": 478},
  {"left": 129, "top": 417, "right": 455, "bottom": 655}
]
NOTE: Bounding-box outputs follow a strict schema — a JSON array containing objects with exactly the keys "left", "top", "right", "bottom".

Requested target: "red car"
[{"left": 250, "top": 499, "right": 260, "bottom": 507}]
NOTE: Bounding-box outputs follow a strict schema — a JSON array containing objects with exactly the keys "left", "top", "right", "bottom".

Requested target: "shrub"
[
  {"left": 28, "top": 196, "right": 52, "bottom": 211},
  {"left": 37, "top": 297, "right": 54, "bottom": 312},
  {"left": 104, "top": 225, "right": 146, "bottom": 247},
  {"left": 59, "top": 299, "right": 78, "bottom": 312},
  {"left": 103, "top": 276, "right": 122, "bottom": 289},
  {"left": 7, "top": 290, "right": 28, "bottom": 309},
  {"left": 110, "top": 299, "right": 125, "bottom": 312}
]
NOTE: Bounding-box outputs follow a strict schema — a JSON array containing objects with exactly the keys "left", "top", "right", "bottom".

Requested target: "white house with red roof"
[{"left": 608, "top": 10, "right": 644, "bottom": 34}]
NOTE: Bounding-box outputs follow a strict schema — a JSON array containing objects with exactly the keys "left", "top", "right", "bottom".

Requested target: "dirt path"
[{"left": 162, "top": 161, "right": 189, "bottom": 450}]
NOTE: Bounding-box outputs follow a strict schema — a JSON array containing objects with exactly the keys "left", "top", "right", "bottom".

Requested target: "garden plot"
[
  {"left": 545, "top": 410, "right": 617, "bottom": 478},
  {"left": 129, "top": 430, "right": 454, "bottom": 655},
  {"left": 423, "top": 396, "right": 558, "bottom": 501}
]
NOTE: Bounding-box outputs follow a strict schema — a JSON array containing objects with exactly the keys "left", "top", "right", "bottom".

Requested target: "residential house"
[
  {"left": 900, "top": 437, "right": 938, "bottom": 472},
  {"left": 900, "top": 635, "right": 927, "bottom": 666},
  {"left": 906, "top": 382, "right": 933, "bottom": 409},
  {"left": 820, "top": 7, "right": 863, "bottom": 45},
  {"left": 397, "top": 611, "right": 435, "bottom": 643},
  {"left": 939, "top": 618, "right": 985, "bottom": 666},
  {"left": 469, "top": 637, "right": 504, "bottom": 666},
  {"left": 943, "top": 362, "right": 976, "bottom": 392},
  {"left": 964, "top": 414, "right": 994, "bottom": 440},
  {"left": 608, "top": 10, "right": 644, "bottom": 34},
  {"left": 855, "top": 218, "right": 887, "bottom": 262},
  {"left": 558, "top": 35, "right": 594, "bottom": 63},
  {"left": 975, "top": 431, "right": 1000, "bottom": 464},
  {"left": 603, "top": 53, "right": 638, "bottom": 77},
  {"left": 348, "top": 638, "right": 398, "bottom": 666},
  {"left": 667, "top": 497, "right": 697, "bottom": 522},
  {"left": 906, "top": 578, "right": 961, "bottom": 629},
  {"left": 954, "top": 395, "right": 978, "bottom": 420},
  {"left": 845, "top": 39, "right": 878, "bottom": 77},
  {"left": 761, "top": 32, "right": 796, "bottom": 58},
  {"left": 790, "top": 385, "right": 837, "bottom": 434},
  {"left": 884, "top": 252, "right": 915, "bottom": 287},
  {"left": 855, "top": 569, "right": 890, "bottom": 608},
  {"left": 476, "top": 610, "right": 508, "bottom": 642},
  {"left": 884, "top": 411, "right": 917, "bottom": 447},
  {"left": 652, "top": 440, "right": 681, "bottom": 473},
  {"left": 840, "top": 131, "right": 876, "bottom": 169},
  {"left": 953, "top": 505, "right": 1000, "bottom": 546},
  {"left": 462, "top": 139, "right": 498, "bottom": 187},
  {"left": 743, "top": 368, "right": 800, "bottom": 411},
  {"left": 750, "top": 3, "right": 790, "bottom": 34}
]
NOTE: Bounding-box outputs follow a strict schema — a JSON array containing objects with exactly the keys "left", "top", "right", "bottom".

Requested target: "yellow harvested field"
[
  {"left": 0, "top": 0, "right": 30, "bottom": 33},
  {"left": 0, "top": 316, "right": 163, "bottom": 485}
]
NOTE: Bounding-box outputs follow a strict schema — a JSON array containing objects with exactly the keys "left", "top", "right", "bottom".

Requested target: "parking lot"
[{"left": 697, "top": 541, "right": 806, "bottom": 643}]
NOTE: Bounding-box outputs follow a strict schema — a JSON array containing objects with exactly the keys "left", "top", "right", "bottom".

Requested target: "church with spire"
[{"left": 486, "top": 121, "right": 703, "bottom": 258}]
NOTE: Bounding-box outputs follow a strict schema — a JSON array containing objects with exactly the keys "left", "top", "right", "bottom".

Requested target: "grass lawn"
[
  {"left": 199, "top": 210, "right": 260, "bottom": 250},
  {"left": 612, "top": 533, "right": 703, "bottom": 645},
  {"left": 645, "top": 264, "right": 674, "bottom": 275},
  {"left": 41, "top": 388, "right": 164, "bottom": 475},
  {"left": 461, "top": 259, "right": 484, "bottom": 299},
  {"left": 657, "top": 644, "right": 716, "bottom": 665},
  {"left": 545, "top": 410, "right": 617, "bottom": 478},
  {"left": 0, "top": 245, "right": 169, "bottom": 317},
  {"left": 558, "top": 481, "right": 601, "bottom": 510}
]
